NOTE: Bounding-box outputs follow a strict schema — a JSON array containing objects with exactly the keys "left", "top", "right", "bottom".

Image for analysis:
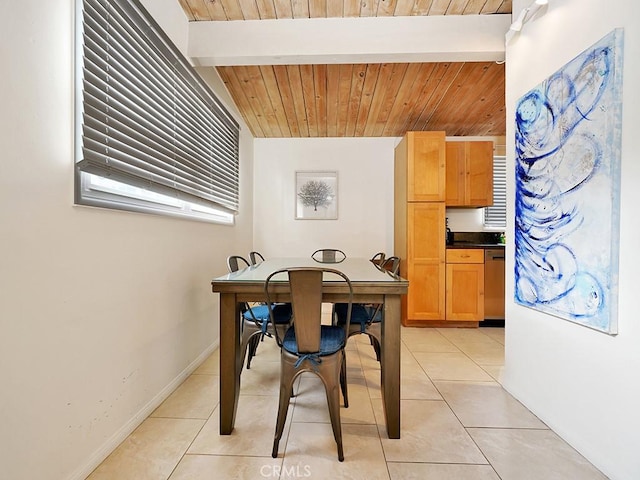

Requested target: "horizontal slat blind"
[
  {"left": 78, "top": 0, "right": 240, "bottom": 213},
  {"left": 484, "top": 155, "right": 506, "bottom": 228}
]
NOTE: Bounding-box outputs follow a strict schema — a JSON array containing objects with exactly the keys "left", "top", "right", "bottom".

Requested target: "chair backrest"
[
  {"left": 311, "top": 249, "right": 346, "bottom": 263},
  {"left": 249, "top": 251, "right": 265, "bottom": 265},
  {"left": 371, "top": 252, "right": 386, "bottom": 266},
  {"left": 227, "top": 255, "right": 251, "bottom": 273},
  {"left": 265, "top": 267, "right": 352, "bottom": 353},
  {"left": 381, "top": 256, "right": 400, "bottom": 276}
]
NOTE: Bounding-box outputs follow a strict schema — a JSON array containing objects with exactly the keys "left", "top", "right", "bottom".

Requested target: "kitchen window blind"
[
  {"left": 75, "top": 0, "right": 240, "bottom": 217},
  {"left": 484, "top": 155, "right": 506, "bottom": 228}
]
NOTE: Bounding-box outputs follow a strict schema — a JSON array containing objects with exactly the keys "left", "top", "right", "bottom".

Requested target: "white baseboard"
[{"left": 66, "top": 339, "right": 220, "bottom": 480}]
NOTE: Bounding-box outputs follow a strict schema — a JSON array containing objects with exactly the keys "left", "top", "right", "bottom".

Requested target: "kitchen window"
[
  {"left": 74, "top": 0, "right": 239, "bottom": 224},
  {"left": 484, "top": 155, "right": 506, "bottom": 229}
]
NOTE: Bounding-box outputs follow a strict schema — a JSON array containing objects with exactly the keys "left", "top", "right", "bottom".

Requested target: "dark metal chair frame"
[
  {"left": 226, "top": 255, "right": 290, "bottom": 370},
  {"left": 265, "top": 267, "right": 353, "bottom": 462},
  {"left": 311, "top": 248, "right": 346, "bottom": 263}
]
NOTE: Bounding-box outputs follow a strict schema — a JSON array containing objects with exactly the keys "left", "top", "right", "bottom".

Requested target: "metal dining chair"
[
  {"left": 334, "top": 255, "right": 400, "bottom": 361},
  {"left": 226, "top": 255, "right": 291, "bottom": 370},
  {"left": 311, "top": 248, "right": 346, "bottom": 263},
  {"left": 265, "top": 267, "right": 353, "bottom": 462},
  {"left": 249, "top": 251, "right": 265, "bottom": 265}
]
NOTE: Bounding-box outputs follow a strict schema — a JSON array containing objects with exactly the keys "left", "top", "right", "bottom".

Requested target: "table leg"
[
  {"left": 219, "top": 292, "right": 241, "bottom": 434},
  {"left": 381, "top": 294, "right": 401, "bottom": 439}
]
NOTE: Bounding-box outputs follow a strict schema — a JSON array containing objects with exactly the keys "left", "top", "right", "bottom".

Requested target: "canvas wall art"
[{"left": 514, "top": 28, "right": 624, "bottom": 334}]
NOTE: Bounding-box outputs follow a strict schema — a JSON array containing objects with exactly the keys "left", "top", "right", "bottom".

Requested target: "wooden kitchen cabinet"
[
  {"left": 445, "top": 249, "right": 484, "bottom": 322},
  {"left": 396, "top": 131, "right": 446, "bottom": 202},
  {"left": 445, "top": 141, "right": 494, "bottom": 207},
  {"left": 406, "top": 202, "right": 446, "bottom": 322},
  {"left": 394, "top": 131, "right": 446, "bottom": 325}
]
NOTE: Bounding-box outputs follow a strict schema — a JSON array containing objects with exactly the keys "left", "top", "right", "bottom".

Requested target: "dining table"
[{"left": 211, "top": 256, "right": 409, "bottom": 439}]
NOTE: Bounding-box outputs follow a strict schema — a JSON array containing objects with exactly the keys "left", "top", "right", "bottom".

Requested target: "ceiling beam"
[{"left": 187, "top": 15, "right": 510, "bottom": 66}]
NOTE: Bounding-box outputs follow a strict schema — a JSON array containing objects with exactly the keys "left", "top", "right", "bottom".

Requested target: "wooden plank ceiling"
[{"left": 178, "top": 1, "right": 511, "bottom": 138}]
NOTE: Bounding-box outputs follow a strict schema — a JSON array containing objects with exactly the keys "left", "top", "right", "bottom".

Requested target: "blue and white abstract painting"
[{"left": 514, "top": 29, "right": 624, "bottom": 334}]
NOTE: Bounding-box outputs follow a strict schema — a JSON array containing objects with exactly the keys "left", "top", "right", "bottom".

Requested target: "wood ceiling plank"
[
  {"left": 326, "top": 1, "right": 344, "bottom": 16},
  {"left": 245, "top": 65, "right": 284, "bottom": 136},
  {"left": 299, "top": 64, "right": 319, "bottom": 136},
  {"left": 291, "top": 0, "right": 310, "bottom": 18},
  {"left": 286, "top": 65, "right": 310, "bottom": 136},
  {"left": 354, "top": 64, "right": 381, "bottom": 136},
  {"left": 336, "top": 64, "right": 355, "bottom": 136},
  {"left": 259, "top": 66, "right": 292, "bottom": 136},
  {"left": 496, "top": 0, "right": 512, "bottom": 14},
  {"left": 457, "top": 63, "right": 505, "bottom": 135},
  {"left": 372, "top": 63, "right": 409, "bottom": 136},
  {"left": 237, "top": 0, "right": 261, "bottom": 19},
  {"left": 345, "top": 64, "right": 367, "bottom": 136},
  {"left": 272, "top": 65, "right": 300, "bottom": 136},
  {"left": 325, "top": 64, "right": 341, "bottom": 137},
  {"left": 426, "top": 62, "right": 493, "bottom": 133},
  {"left": 428, "top": 0, "right": 450, "bottom": 15},
  {"left": 204, "top": 0, "right": 228, "bottom": 19},
  {"left": 465, "top": 88, "right": 506, "bottom": 136},
  {"left": 393, "top": 0, "right": 418, "bottom": 16},
  {"left": 254, "top": 0, "right": 278, "bottom": 19},
  {"left": 360, "top": 0, "right": 378, "bottom": 17},
  {"left": 463, "top": 0, "right": 489, "bottom": 14},
  {"left": 363, "top": 63, "right": 395, "bottom": 136},
  {"left": 344, "top": 0, "right": 361, "bottom": 17},
  {"left": 382, "top": 63, "right": 429, "bottom": 136},
  {"left": 235, "top": 65, "right": 277, "bottom": 136},
  {"left": 185, "top": 0, "right": 214, "bottom": 20},
  {"left": 397, "top": 62, "right": 439, "bottom": 133},
  {"left": 479, "top": 0, "right": 504, "bottom": 14},
  {"left": 273, "top": 0, "right": 294, "bottom": 17},
  {"left": 216, "top": 67, "right": 265, "bottom": 136},
  {"left": 408, "top": 62, "right": 464, "bottom": 131},
  {"left": 313, "top": 65, "right": 328, "bottom": 137},
  {"left": 414, "top": 0, "right": 435, "bottom": 15},
  {"left": 177, "top": 0, "right": 195, "bottom": 21},
  {"left": 219, "top": 0, "right": 244, "bottom": 20},
  {"left": 308, "top": 0, "right": 328, "bottom": 17},
  {"left": 377, "top": 0, "right": 399, "bottom": 16},
  {"left": 446, "top": 0, "right": 471, "bottom": 15}
]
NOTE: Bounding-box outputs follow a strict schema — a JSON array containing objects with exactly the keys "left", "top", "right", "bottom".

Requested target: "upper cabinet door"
[
  {"left": 445, "top": 140, "right": 494, "bottom": 207},
  {"left": 467, "top": 141, "right": 494, "bottom": 207},
  {"left": 407, "top": 131, "right": 446, "bottom": 202}
]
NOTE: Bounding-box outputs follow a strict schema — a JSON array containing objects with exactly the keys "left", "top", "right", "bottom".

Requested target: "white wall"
[
  {"left": 253, "top": 138, "right": 397, "bottom": 258},
  {"left": 504, "top": 1, "right": 640, "bottom": 479},
  {"left": 0, "top": 1, "right": 254, "bottom": 479}
]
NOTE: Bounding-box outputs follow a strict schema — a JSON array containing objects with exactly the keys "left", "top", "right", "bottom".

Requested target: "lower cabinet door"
[{"left": 446, "top": 263, "right": 484, "bottom": 321}]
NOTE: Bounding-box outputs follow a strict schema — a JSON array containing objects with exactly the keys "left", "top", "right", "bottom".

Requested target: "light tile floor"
[{"left": 86, "top": 318, "right": 609, "bottom": 480}]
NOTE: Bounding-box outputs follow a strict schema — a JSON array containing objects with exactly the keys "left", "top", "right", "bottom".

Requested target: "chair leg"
[
  {"left": 372, "top": 336, "right": 381, "bottom": 362},
  {"left": 246, "top": 334, "right": 261, "bottom": 369},
  {"left": 324, "top": 354, "right": 345, "bottom": 462},
  {"left": 340, "top": 352, "right": 349, "bottom": 408},
  {"left": 272, "top": 358, "right": 296, "bottom": 458}
]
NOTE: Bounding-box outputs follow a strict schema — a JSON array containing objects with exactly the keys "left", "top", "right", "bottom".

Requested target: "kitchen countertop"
[{"left": 446, "top": 242, "right": 505, "bottom": 249}]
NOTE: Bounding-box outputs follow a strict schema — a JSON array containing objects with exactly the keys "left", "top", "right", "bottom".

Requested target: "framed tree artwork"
[{"left": 295, "top": 171, "right": 338, "bottom": 220}]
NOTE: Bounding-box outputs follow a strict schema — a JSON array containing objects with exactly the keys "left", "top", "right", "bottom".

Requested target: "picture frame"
[{"left": 295, "top": 171, "right": 338, "bottom": 220}]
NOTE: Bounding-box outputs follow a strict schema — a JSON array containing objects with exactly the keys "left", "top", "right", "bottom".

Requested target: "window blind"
[
  {"left": 484, "top": 155, "right": 506, "bottom": 228},
  {"left": 77, "top": 0, "right": 240, "bottom": 213}
]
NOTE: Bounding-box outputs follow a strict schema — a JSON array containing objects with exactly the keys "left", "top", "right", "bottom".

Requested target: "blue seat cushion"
[
  {"left": 334, "top": 303, "right": 381, "bottom": 329},
  {"left": 282, "top": 325, "right": 346, "bottom": 357},
  {"left": 243, "top": 303, "right": 292, "bottom": 324}
]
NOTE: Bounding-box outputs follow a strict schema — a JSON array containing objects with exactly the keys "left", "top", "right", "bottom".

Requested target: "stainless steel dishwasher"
[{"left": 484, "top": 248, "right": 505, "bottom": 319}]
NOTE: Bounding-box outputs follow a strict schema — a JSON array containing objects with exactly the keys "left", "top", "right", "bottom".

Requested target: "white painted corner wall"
[{"left": 504, "top": 1, "right": 640, "bottom": 479}]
